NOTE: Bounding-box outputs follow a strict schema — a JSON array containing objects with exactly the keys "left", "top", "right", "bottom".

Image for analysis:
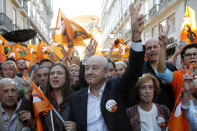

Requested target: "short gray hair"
[
  {"left": 0, "top": 78, "right": 18, "bottom": 89},
  {"left": 87, "top": 55, "right": 109, "bottom": 70},
  {"left": 115, "top": 61, "right": 127, "bottom": 69},
  {"left": 2, "top": 60, "right": 17, "bottom": 70}
]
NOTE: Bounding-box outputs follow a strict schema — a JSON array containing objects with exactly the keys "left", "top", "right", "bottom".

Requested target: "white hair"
[
  {"left": 0, "top": 78, "right": 18, "bottom": 89},
  {"left": 87, "top": 55, "right": 109, "bottom": 70},
  {"left": 2, "top": 60, "right": 17, "bottom": 70},
  {"left": 115, "top": 61, "right": 127, "bottom": 69}
]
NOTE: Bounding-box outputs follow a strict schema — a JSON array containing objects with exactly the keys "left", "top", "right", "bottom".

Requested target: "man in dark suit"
[{"left": 69, "top": 3, "right": 145, "bottom": 131}]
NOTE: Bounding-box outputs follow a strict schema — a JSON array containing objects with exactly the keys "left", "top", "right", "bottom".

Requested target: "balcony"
[
  {"left": 149, "top": 4, "right": 160, "bottom": 18},
  {"left": 160, "top": 0, "right": 173, "bottom": 8},
  {"left": 12, "top": 24, "right": 20, "bottom": 31},
  {"left": 12, "top": 0, "right": 22, "bottom": 7},
  {"left": 0, "top": 13, "right": 13, "bottom": 32},
  {"left": 144, "top": 0, "right": 176, "bottom": 23},
  {"left": 20, "top": 2, "right": 28, "bottom": 16},
  {"left": 144, "top": 14, "right": 149, "bottom": 22}
]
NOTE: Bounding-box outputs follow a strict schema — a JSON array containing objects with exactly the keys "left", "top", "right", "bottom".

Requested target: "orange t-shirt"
[{"left": 171, "top": 69, "right": 185, "bottom": 102}]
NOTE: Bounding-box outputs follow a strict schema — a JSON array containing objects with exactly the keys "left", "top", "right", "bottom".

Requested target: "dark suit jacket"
[{"left": 69, "top": 48, "right": 145, "bottom": 131}]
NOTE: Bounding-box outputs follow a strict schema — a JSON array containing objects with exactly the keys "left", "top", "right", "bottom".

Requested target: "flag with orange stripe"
[
  {"left": 180, "top": 6, "right": 197, "bottom": 44},
  {"left": 53, "top": 9, "right": 92, "bottom": 56},
  {"left": 32, "top": 82, "right": 53, "bottom": 131}
]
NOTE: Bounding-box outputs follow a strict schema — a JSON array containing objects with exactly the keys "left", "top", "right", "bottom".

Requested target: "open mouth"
[{"left": 52, "top": 80, "right": 60, "bottom": 84}]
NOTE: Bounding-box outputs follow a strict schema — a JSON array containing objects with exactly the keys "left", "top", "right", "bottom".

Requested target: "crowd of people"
[{"left": 0, "top": 2, "right": 197, "bottom": 131}]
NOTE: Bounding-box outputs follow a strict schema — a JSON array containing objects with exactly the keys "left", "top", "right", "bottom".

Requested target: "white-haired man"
[
  {"left": 69, "top": 3, "right": 145, "bottom": 131},
  {"left": 2, "top": 61, "right": 23, "bottom": 89},
  {"left": 0, "top": 78, "right": 32, "bottom": 131}
]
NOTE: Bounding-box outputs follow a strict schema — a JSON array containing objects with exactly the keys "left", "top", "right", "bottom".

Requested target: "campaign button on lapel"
[{"left": 105, "top": 99, "right": 117, "bottom": 112}]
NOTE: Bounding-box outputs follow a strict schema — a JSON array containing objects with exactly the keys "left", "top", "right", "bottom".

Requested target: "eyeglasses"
[{"left": 183, "top": 52, "right": 197, "bottom": 58}]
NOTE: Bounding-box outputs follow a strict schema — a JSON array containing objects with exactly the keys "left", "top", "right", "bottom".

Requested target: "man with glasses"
[
  {"left": 35, "top": 65, "right": 50, "bottom": 94},
  {"left": 156, "top": 43, "right": 197, "bottom": 99},
  {"left": 155, "top": 42, "right": 197, "bottom": 130}
]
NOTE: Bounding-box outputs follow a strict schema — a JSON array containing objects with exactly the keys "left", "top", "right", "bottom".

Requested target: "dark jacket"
[
  {"left": 70, "top": 48, "right": 145, "bottom": 131},
  {"left": 127, "top": 104, "right": 170, "bottom": 131},
  {"left": 143, "top": 61, "right": 177, "bottom": 111},
  {"left": 41, "top": 97, "right": 70, "bottom": 131},
  {"left": 19, "top": 95, "right": 71, "bottom": 131}
]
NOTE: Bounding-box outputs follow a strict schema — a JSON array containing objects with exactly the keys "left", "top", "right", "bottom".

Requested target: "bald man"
[{"left": 143, "top": 38, "right": 177, "bottom": 111}]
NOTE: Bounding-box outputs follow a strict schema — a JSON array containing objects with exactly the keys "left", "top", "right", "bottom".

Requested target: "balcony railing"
[
  {"left": 21, "top": 2, "right": 28, "bottom": 13},
  {"left": 0, "top": 13, "right": 13, "bottom": 31},
  {"left": 144, "top": 0, "right": 175, "bottom": 23},
  {"left": 17, "top": 0, "right": 22, "bottom": 4},
  {"left": 144, "top": 14, "right": 149, "bottom": 22},
  {"left": 12, "top": 24, "right": 20, "bottom": 31},
  {"left": 160, "top": 0, "right": 173, "bottom": 8},
  {"left": 149, "top": 4, "right": 160, "bottom": 18}
]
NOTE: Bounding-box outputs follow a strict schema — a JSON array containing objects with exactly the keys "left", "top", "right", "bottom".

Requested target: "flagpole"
[
  {"left": 52, "top": 108, "right": 65, "bottom": 124},
  {"left": 184, "top": 0, "right": 188, "bottom": 11},
  {"left": 50, "top": 110, "right": 55, "bottom": 131}
]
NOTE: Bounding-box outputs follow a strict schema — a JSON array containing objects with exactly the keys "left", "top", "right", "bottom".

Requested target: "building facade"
[
  {"left": 28, "top": 0, "right": 54, "bottom": 44},
  {"left": 100, "top": 0, "right": 197, "bottom": 52},
  {"left": 0, "top": 0, "right": 54, "bottom": 44},
  {"left": 0, "top": 0, "right": 29, "bottom": 34},
  {"left": 100, "top": 0, "right": 133, "bottom": 49}
]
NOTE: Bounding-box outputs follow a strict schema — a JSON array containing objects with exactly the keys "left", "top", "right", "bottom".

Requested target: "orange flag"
[
  {"left": 15, "top": 43, "right": 24, "bottom": 54},
  {"left": 70, "top": 15, "right": 102, "bottom": 35},
  {"left": 0, "top": 35, "right": 8, "bottom": 44},
  {"left": 53, "top": 9, "right": 92, "bottom": 56},
  {"left": 0, "top": 45, "right": 6, "bottom": 62},
  {"left": 32, "top": 82, "right": 53, "bottom": 131},
  {"left": 49, "top": 42, "right": 63, "bottom": 59},
  {"left": 180, "top": 6, "right": 197, "bottom": 44},
  {"left": 36, "top": 41, "right": 50, "bottom": 62},
  {"left": 6, "top": 46, "right": 20, "bottom": 60}
]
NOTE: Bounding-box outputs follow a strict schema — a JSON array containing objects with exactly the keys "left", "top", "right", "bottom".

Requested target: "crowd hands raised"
[{"left": 0, "top": 2, "right": 197, "bottom": 131}]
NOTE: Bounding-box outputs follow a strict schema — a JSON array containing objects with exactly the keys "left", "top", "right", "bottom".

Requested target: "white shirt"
[
  {"left": 138, "top": 103, "right": 161, "bottom": 131},
  {"left": 87, "top": 82, "right": 108, "bottom": 131}
]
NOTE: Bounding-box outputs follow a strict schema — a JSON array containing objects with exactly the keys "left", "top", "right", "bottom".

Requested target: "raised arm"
[
  {"left": 119, "top": 3, "right": 145, "bottom": 91},
  {"left": 157, "top": 24, "right": 170, "bottom": 73}
]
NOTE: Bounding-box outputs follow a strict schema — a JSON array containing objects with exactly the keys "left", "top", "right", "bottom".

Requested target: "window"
[
  {"left": 21, "top": 18, "right": 24, "bottom": 29},
  {"left": 160, "top": 20, "right": 167, "bottom": 31},
  {"left": 21, "top": 0, "right": 24, "bottom": 7},
  {"left": 0, "top": 0, "right": 6, "bottom": 13},
  {"left": 32, "top": 4, "right": 36, "bottom": 17},
  {"left": 152, "top": 25, "right": 158, "bottom": 38},
  {"left": 37, "top": 12, "right": 40, "bottom": 24},
  {"left": 12, "top": 8, "right": 17, "bottom": 25},
  {"left": 12, "top": 8, "right": 17, "bottom": 30},
  {"left": 167, "top": 14, "right": 175, "bottom": 34}
]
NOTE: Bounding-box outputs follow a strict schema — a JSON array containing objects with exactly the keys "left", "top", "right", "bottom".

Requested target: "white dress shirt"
[{"left": 87, "top": 82, "right": 108, "bottom": 131}]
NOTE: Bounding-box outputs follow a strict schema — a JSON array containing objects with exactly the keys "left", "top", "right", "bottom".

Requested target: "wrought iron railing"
[{"left": 0, "top": 13, "right": 13, "bottom": 31}]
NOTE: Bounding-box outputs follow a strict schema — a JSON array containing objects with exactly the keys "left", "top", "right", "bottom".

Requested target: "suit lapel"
[
  {"left": 79, "top": 88, "right": 88, "bottom": 129},
  {"left": 101, "top": 81, "right": 111, "bottom": 112}
]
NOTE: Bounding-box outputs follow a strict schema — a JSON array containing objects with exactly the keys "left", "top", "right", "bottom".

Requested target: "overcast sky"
[{"left": 51, "top": 0, "right": 103, "bottom": 27}]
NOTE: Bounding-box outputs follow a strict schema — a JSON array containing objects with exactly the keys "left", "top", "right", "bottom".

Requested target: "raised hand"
[
  {"left": 158, "top": 24, "right": 170, "bottom": 48},
  {"left": 22, "top": 71, "right": 34, "bottom": 100},
  {"left": 130, "top": 3, "right": 144, "bottom": 41},
  {"left": 85, "top": 38, "right": 96, "bottom": 58},
  {"left": 183, "top": 65, "right": 195, "bottom": 92}
]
